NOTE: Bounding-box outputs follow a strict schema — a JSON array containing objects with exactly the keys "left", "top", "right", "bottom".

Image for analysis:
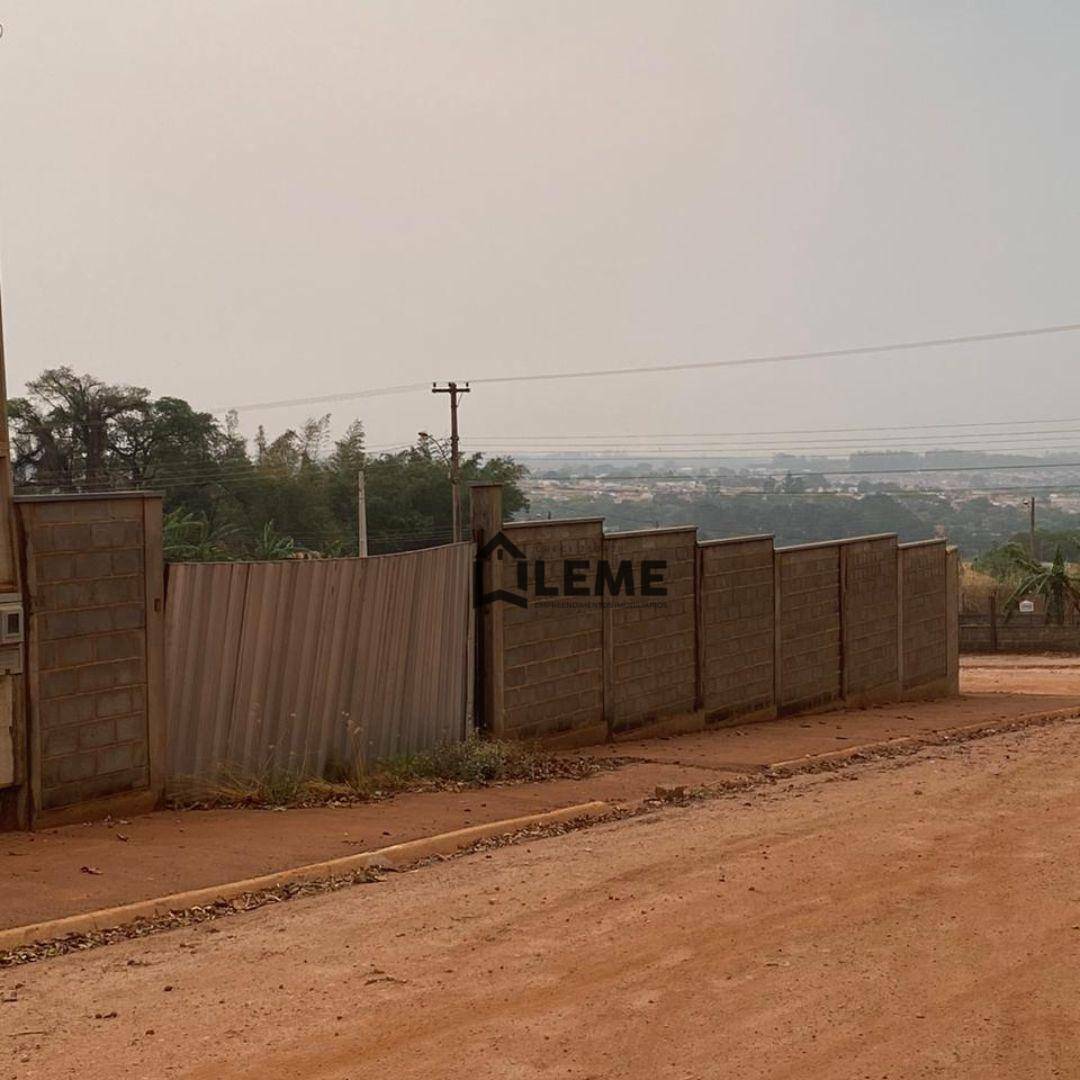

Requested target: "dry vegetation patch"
[{"left": 168, "top": 739, "right": 625, "bottom": 810}]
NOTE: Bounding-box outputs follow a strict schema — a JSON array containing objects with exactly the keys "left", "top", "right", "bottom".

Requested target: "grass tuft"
[
  {"left": 373, "top": 739, "right": 577, "bottom": 787},
  {"left": 168, "top": 738, "right": 615, "bottom": 810}
]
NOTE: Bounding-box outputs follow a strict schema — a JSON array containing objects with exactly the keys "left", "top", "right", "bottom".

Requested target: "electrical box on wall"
[
  {"left": 0, "top": 592, "right": 23, "bottom": 675},
  {"left": 0, "top": 604, "right": 22, "bottom": 645}
]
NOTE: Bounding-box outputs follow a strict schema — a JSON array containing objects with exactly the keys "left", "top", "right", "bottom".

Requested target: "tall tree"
[
  {"left": 7, "top": 368, "right": 531, "bottom": 559},
  {"left": 9, "top": 367, "right": 149, "bottom": 489}
]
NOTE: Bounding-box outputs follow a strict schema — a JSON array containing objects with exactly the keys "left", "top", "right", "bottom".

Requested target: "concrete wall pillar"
[{"left": 469, "top": 484, "right": 504, "bottom": 736}]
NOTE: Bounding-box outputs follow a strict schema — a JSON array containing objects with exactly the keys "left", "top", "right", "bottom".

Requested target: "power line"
[
  {"left": 283, "top": 529, "right": 456, "bottom": 544},
  {"left": 209, "top": 382, "right": 429, "bottom": 415},
  {"left": 461, "top": 436, "right": 1080, "bottom": 455},
  {"left": 204, "top": 319, "right": 1080, "bottom": 414},
  {"left": 22, "top": 440, "right": 1080, "bottom": 495},
  {"left": 521, "top": 486, "right": 1049, "bottom": 498},
  {"left": 14, "top": 440, "right": 422, "bottom": 490},
  {"left": 498, "top": 449, "right": 1080, "bottom": 462},
  {"left": 522, "top": 460, "right": 1080, "bottom": 480},
  {"left": 466, "top": 414, "right": 1080, "bottom": 440},
  {"left": 464, "top": 428, "right": 1080, "bottom": 448},
  {"left": 22, "top": 450, "right": 1080, "bottom": 495},
  {"left": 465, "top": 320, "right": 1080, "bottom": 388},
  {"left": 28, "top": 434, "right": 1080, "bottom": 490},
  {"left": 459, "top": 426, "right": 1080, "bottom": 453}
]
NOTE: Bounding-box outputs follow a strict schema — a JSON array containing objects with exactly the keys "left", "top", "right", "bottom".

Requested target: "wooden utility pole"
[
  {"left": 1028, "top": 495, "right": 1037, "bottom": 559},
  {"left": 0, "top": 289, "right": 19, "bottom": 594},
  {"left": 357, "top": 470, "right": 368, "bottom": 557},
  {"left": 432, "top": 381, "right": 470, "bottom": 542},
  {"left": 0, "top": 276, "right": 26, "bottom": 814}
]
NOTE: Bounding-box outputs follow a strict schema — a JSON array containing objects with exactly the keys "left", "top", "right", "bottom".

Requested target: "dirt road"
[
  {"left": 6, "top": 666, "right": 1074, "bottom": 930},
  {"left": 961, "top": 653, "right": 1080, "bottom": 696},
  {"left": 5, "top": 713, "right": 1080, "bottom": 1079}
]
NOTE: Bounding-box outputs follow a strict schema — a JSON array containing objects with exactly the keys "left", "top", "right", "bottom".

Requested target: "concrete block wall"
[
  {"left": 18, "top": 494, "right": 164, "bottom": 815},
  {"left": 472, "top": 485, "right": 957, "bottom": 747},
  {"left": 698, "top": 536, "right": 775, "bottom": 722},
  {"left": 957, "top": 617, "right": 993, "bottom": 652},
  {"left": 497, "top": 520, "right": 605, "bottom": 740},
  {"left": 899, "top": 540, "right": 949, "bottom": 693},
  {"left": 841, "top": 536, "right": 900, "bottom": 703},
  {"left": 776, "top": 543, "right": 842, "bottom": 714},
  {"left": 603, "top": 528, "right": 697, "bottom": 735},
  {"left": 961, "top": 621, "right": 1080, "bottom": 653}
]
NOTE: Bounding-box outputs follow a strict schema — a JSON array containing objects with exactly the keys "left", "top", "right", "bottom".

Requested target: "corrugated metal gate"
[{"left": 164, "top": 543, "right": 473, "bottom": 783}]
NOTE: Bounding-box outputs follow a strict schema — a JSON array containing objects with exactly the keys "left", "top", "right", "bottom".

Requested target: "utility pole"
[
  {"left": 1028, "top": 495, "right": 1037, "bottom": 560},
  {"left": 0, "top": 289, "right": 19, "bottom": 595},
  {"left": 0, "top": 274, "right": 26, "bottom": 818},
  {"left": 357, "top": 469, "right": 368, "bottom": 557},
  {"left": 431, "top": 382, "right": 470, "bottom": 542}
]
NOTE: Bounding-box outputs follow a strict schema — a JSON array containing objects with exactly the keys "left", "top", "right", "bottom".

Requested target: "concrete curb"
[
  {"left": 0, "top": 800, "right": 614, "bottom": 953},
  {"left": 767, "top": 704, "right": 1080, "bottom": 773},
  {"left": 7, "top": 703, "right": 1078, "bottom": 958}
]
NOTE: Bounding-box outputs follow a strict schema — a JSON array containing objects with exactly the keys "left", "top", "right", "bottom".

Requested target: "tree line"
[{"left": 8, "top": 368, "right": 529, "bottom": 559}]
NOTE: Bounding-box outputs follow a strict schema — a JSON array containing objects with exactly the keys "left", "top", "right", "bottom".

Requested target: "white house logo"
[{"left": 475, "top": 532, "right": 667, "bottom": 609}]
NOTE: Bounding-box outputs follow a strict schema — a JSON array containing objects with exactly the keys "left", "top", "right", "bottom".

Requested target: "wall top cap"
[
  {"left": 503, "top": 517, "right": 604, "bottom": 529},
  {"left": 698, "top": 533, "right": 774, "bottom": 548},
  {"left": 776, "top": 533, "right": 897, "bottom": 554},
  {"left": 603, "top": 525, "right": 697, "bottom": 540}
]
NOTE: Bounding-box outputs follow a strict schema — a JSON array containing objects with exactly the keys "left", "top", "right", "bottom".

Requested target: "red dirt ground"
[
  {"left": 5, "top": 687, "right": 1080, "bottom": 1078},
  {"left": 960, "top": 653, "right": 1080, "bottom": 695},
  {"left": 2, "top": 657, "right": 1077, "bottom": 931}
]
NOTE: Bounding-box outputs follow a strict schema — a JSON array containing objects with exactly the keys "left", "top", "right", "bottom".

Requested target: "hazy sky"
[{"left": 1, "top": 2, "right": 1078, "bottom": 459}]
